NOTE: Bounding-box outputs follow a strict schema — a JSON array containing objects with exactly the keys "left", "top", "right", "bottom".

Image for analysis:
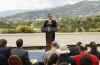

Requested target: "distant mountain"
[
  {"left": 0, "top": 9, "right": 33, "bottom": 17},
  {"left": 4, "top": 0, "right": 100, "bottom": 20}
]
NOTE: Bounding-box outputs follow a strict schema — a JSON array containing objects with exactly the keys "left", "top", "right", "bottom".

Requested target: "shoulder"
[
  {"left": 89, "top": 54, "right": 98, "bottom": 58},
  {"left": 88, "top": 54, "right": 98, "bottom": 60},
  {"left": 74, "top": 54, "right": 84, "bottom": 59},
  {"left": 0, "top": 48, "right": 10, "bottom": 51},
  {"left": 52, "top": 20, "right": 56, "bottom": 22},
  {"left": 89, "top": 54, "right": 97, "bottom": 57},
  {"left": 11, "top": 48, "right": 18, "bottom": 51},
  {"left": 45, "top": 20, "right": 48, "bottom": 22},
  {"left": 20, "top": 48, "right": 27, "bottom": 52},
  {"left": 89, "top": 54, "right": 99, "bottom": 63},
  {"left": 13, "top": 48, "right": 26, "bottom": 52}
]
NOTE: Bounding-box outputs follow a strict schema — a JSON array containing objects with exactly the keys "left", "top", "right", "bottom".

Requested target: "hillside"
[
  {"left": 4, "top": 0, "right": 100, "bottom": 20},
  {"left": 0, "top": 9, "right": 33, "bottom": 17}
]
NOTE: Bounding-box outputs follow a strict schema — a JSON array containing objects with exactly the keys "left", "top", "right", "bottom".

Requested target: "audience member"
[
  {"left": 8, "top": 55, "right": 22, "bottom": 65},
  {"left": 69, "top": 42, "right": 82, "bottom": 56},
  {"left": 56, "top": 44, "right": 71, "bottom": 65},
  {"left": 89, "top": 41, "right": 100, "bottom": 60},
  {"left": 45, "top": 40, "right": 59, "bottom": 65},
  {"left": 11, "top": 39, "right": 32, "bottom": 65},
  {"left": 45, "top": 40, "right": 59, "bottom": 58},
  {"left": 73, "top": 44, "right": 99, "bottom": 65},
  {"left": 0, "top": 39, "right": 11, "bottom": 65}
]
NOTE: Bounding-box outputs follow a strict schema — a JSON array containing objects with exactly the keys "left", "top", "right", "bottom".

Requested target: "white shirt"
[{"left": 48, "top": 20, "right": 52, "bottom": 25}]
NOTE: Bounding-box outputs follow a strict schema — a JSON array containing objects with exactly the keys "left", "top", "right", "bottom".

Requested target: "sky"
[{"left": 0, "top": 0, "right": 93, "bottom": 12}]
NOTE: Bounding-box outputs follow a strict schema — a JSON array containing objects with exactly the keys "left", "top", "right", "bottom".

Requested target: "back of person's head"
[
  {"left": 80, "top": 44, "right": 86, "bottom": 51},
  {"left": 58, "top": 44, "right": 70, "bottom": 54},
  {"left": 16, "top": 39, "right": 23, "bottom": 48},
  {"left": 90, "top": 41, "right": 97, "bottom": 49},
  {"left": 76, "top": 41, "right": 82, "bottom": 46},
  {"left": 0, "top": 55, "right": 8, "bottom": 65},
  {"left": 0, "top": 39, "right": 7, "bottom": 48},
  {"left": 8, "top": 55, "right": 22, "bottom": 65},
  {"left": 80, "top": 55, "right": 92, "bottom": 65},
  {"left": 52, "top": 40, "right": 59, "bottom": 48}
]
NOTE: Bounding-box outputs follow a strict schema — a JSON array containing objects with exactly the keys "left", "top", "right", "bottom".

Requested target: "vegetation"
[
  {"left": 31, "top": 15, "right": 100, "bottom": 32},
  {"left": 2, "top": 25, "right": 34, "bottom": 33},
  {"left": 58, "top": 16, "right": 100, "bottom": 32},
  {"left": 1, "top": 15, "right": 100, "bottom": 33}
]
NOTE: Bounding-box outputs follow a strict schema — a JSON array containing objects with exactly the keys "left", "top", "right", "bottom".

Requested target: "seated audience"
[
  {"left": 11, "top": 39, "right": 32, "bottom": 65},
  {"left": 0, "top": 38, "right": 99, "bottom": 65},
  {"left": 73, "top": 44, "right": 99, "bottom": 65},
  {"left": 0, "top": 39, "right": 11, "bottom": 65}
]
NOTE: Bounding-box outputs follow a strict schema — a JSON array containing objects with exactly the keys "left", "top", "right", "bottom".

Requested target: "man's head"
[
  {"left": 52, "top": 40, "right": 59, "bottom": 48},
  {"left": 0, "top": 39, "right": 7, "bottom": 48},
  {"left": 79, "top": 44, "right": 86, "bottom": 53},
  {"left": 48, "top": 13, "right": 52, "bottom": 20},
  {"left": 76, "top": 41, "right": 82, "bottom": 46},
  {"left": 89, "top": 41, "right": 97, "bottom": 51},
  {"left": 16, "top": 39, "right": 23, "bottom": 48}
]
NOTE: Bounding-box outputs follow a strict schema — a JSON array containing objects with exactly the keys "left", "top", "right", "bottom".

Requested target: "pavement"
[{"left": 0, "top": 32, "right": 100, "bottom": 47}]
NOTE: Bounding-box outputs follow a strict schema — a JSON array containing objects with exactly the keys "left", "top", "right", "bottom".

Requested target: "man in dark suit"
[
  {"left": 43, "top": 14, "right": 57, "bottom": 47},
  {"left": 0, "top": 39, "right": 11, "bottom": 65}
]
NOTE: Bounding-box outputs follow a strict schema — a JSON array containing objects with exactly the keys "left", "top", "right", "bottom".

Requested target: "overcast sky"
[{"left": 0, "top": 0, "right": 86, "bottom": 12}]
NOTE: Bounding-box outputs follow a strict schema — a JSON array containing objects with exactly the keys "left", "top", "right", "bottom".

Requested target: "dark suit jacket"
[
  {"left": 0, "top": 55, "right": 8, "bottom": 65},
  {"left": 43, "top": 20, "right": 57, "bottom": 28},
  {"left": 0, "top": 48, "right": 11, "bottom": 58},
  {"left": 0, "top": 48, "right": 11, "bottom": 65},
  {"left": 42, "top": 20, "right": 57, "bottom": 32}
]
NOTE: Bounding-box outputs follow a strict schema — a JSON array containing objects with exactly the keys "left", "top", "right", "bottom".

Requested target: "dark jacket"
[
  {"left": 42, "top": 20, "right": 57, "bottom": 32},
  {"left": 0, "top": 55, "right": 8, "bottom": 65},
  {"left": 0, "top": 48, "right": 11, "bottom": 65},
  {"left": 69, "top": 46, "right": 80, "bottom": 56},
  {"left": 58, "top": 53, "right": 72, "bottom": 65},
  {"left": 48, "top": 53, "right": 58, "bottom": 65},
  {"left": 43, "top": 20, "right": 57, "bottom": 28}
]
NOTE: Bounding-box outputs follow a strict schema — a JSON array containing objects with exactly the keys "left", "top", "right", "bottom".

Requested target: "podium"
[
  {"left": 41, "top": 27, "right": 57, "bottom": 49},
  {"left": 46, "top": 33, "right": 52, "bottom": 49}
]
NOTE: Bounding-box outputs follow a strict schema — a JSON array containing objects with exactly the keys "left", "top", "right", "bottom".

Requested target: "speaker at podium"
[{"left": 41, "top": 23, "right": 57, "bottom": 49}]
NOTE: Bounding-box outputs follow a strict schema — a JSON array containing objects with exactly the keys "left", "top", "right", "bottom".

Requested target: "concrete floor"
[{"left": 0, "top": 32, "right": 100, "bottom": 47}]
